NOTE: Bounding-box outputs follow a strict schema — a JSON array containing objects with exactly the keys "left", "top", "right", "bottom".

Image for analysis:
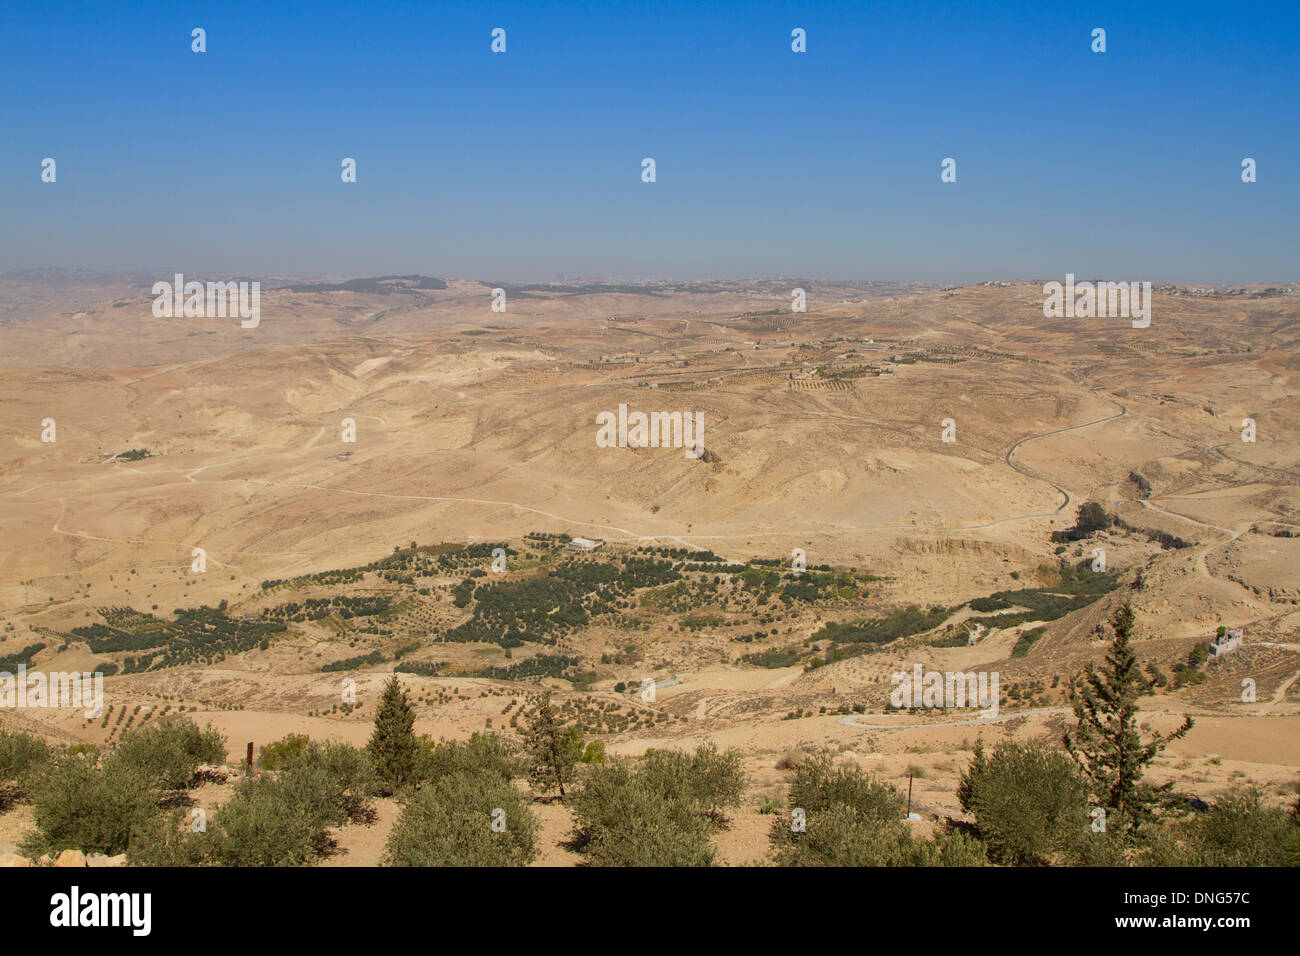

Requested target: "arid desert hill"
[{"left": 1, "top": 274, "right": 1295, "bottom": 597}]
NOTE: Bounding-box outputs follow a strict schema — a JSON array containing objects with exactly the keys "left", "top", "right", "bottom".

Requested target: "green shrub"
[
  {"left": 164, "top": 770, "right": 340, "bottom": 866},
  {"left": 1011, "top": 627, "right": 1046, "bottom": 658},
  {"left": 957, "top": 740, "right": 1091, "bottom": 865},
  {"left": 769, "top": 753, "right": 981, "bottom": 867},
  {"left": 24, "top": 753, "right": 162, "bottom": 857},
  {"left": 25, "top": 721, "right": 221, "bottom": 858},
  {"left": 278, "top": 739, "right": 377, "bottom": 824},
  {"left": 783, "top": 753, "right": 901, "bottom": 822},
  {"left": 113, "top": 717, "right": 227, "bottom": 790},
  {"left": 417, "top": 733, "right": 521, "bottom": 786},
  {"left": 572, "top": 762, "right": 715, "bottom": 866},
  {"left": 382, "top": 772, "right": 539, "bottom": 866},
  {"left": 132, "top": 750, "right": 372, "bottom": 866},
  {"left": 1285, "top": 828, "right": 1300, "bottom": 867},
  {"left": 637, "top": 742, "right": 745, "bottom": 824},
  {"left": 0, "top": 729, "right": 52, "bottom": 783},
  {"left": 1177, "top": 789, "right": 1295, "bottom": 866},
  {"left": 127, "top": 808, "right": 212, "bottom": 867},
  {"left": 773, "top": 805, "right": 985, "bottom": 866},
  {"left": 0, "top": 729, "right": 53, "bottom": 807},
  {"left": 259, "top": 733, "right": 313, "bottom": 770}
]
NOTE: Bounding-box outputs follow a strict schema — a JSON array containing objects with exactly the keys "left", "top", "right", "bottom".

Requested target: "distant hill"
[
  {"left": 278, "top": 275, "right": 448, "bottom": 294},
  {"left": 479, "top": 281, "right": 676, "bottom": 298}
]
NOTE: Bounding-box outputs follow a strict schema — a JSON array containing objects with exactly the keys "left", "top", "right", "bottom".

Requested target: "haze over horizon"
[{"left": 6, "top": 269, "right": 1299, "bottom": 291}]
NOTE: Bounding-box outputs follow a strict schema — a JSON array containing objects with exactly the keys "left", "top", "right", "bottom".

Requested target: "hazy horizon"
[{"left": 5, "top": 268, "right": 1298, "bottom": 290}]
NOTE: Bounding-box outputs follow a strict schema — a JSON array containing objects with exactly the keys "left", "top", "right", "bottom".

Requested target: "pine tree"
[
  {"left": 1063, "top": 603, "right": 1192, "bottom": 827},
  {"left": 366, "top": 676, "right": 420, "bottom": 793},
  {"left": 522, "top": 693, "right": 583, "bottom": 800}
]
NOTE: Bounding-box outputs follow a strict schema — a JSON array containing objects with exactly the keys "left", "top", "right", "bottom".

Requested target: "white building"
[{"left": 1210, "top": 627, "right": 1243, "bottom": 658}]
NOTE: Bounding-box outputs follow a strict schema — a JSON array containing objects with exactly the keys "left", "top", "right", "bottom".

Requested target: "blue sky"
[{"left": 1, "top": 0, "right": 1296, "bottom": 283}]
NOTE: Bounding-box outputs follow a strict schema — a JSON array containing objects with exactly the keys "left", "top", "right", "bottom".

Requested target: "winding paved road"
[
  {"left": 1001, "top": 380, "right": 1128, "bottom": 516},
  {"left": 838, "top": 707, "right": 1070, "bottom": 729}
]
